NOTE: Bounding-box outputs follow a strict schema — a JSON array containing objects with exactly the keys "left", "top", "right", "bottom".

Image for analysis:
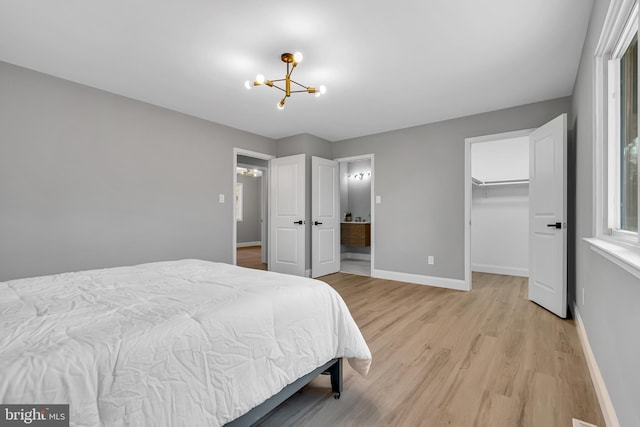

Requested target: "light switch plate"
[
  {"left": 375, "top": 195, "right": 381, "bottom": 204},
  {"left": 219, "top": 194, "right": 225, "bottom": 203}
]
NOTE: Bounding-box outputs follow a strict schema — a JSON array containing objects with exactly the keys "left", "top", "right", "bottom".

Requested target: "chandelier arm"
[
  {"left": 289, "top": 89, "right": 313, "bottom": 93},
  {"left": 287, "top": 63, "right": 299, "bottom": 79},
  {"left": 289, "top": 80, "right": 309, "bottom": 89}
]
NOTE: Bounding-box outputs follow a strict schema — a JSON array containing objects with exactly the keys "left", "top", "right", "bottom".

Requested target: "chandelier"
[{"left": 245, "top": 52, "right": 326, "bottom": 110}]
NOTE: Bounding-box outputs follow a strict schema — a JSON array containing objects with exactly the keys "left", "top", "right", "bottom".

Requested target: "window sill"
[{"left": 583, "top": 237, "right": 640, "bottom": 280}]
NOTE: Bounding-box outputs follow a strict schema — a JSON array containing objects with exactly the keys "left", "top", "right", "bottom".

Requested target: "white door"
[
  {"left": 311, "top": 156, "right": 340, "bottom": 278},
  {"left": 529, "top": 113, "right": 567, "bottom": 318},
  {"left": 269, "top": 154, "right": 305, "bottom": 276}
]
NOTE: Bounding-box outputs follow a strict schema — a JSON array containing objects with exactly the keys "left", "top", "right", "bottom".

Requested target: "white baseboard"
[
  {"left": 371, "top": 268, "right": 468, "bottom": 291},
  {"left": 572, "top": 304, "right": 620, "bottom": 427},
  {"left": 472, "top": 263, "right": 528, "bottom": 277},
  {"left": 341, "top": 252, "right": 371, "bottom": 261},
  {"left": 236, "top": 241, "right": 261, "bottom": 248}
]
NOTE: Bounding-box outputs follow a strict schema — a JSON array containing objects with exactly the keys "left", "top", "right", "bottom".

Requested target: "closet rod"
[{"left": 472, "top": 178, "right": 529, "bottom": 187}]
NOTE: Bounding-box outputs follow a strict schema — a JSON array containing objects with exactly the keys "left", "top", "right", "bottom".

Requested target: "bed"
[{"left": 0, "top": 259, "right": 371, "bottom": 426}]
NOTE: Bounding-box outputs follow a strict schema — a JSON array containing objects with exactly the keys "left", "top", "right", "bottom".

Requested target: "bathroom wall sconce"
[{"left": 347, "top": 171, "right": 371, "bottom": 180}]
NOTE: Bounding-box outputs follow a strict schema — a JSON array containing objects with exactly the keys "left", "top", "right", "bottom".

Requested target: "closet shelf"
[{"left": 472, "top": 178, "right": 529, "bottom": 187}]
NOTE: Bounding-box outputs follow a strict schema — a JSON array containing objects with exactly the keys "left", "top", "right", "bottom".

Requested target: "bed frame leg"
[{"left": 327, "top": 358, "right": 343, "bottom": 399}]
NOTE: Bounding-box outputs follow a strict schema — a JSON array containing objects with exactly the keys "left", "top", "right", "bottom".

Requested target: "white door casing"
[
  {"left": 528, "top": 113, "right": 567, "bottom": 318},
  {"left": 311, "top": 156, "right": 340, "bottom": 278},
  {"left": 269, "top": 154, "right": 306, "bottom": 276}
]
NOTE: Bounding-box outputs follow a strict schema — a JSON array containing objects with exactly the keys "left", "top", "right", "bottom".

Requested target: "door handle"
[
  {"left": 547, "top": 222, "right": 562, "bottom": 229},
  {"left": 293, "top": 220, "right": 303, "bottom": 225},
  {"left": 314, "top": 221, "right": 323, "bottom": 225}
]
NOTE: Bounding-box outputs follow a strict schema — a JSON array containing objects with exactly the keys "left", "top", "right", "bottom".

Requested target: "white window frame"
[
  {"left": 588, "top": 0, "right": 640, "bottom": 281},
  {"left": 594, "top": 0, "right": 639, "bottom": 247},
  {"left": 609, "top": 3, "right": 638, "bottom": 241}
]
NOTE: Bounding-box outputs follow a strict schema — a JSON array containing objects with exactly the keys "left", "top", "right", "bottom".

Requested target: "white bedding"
[{"left": 0, "top": 259, "right": 371, "bottom": 426}]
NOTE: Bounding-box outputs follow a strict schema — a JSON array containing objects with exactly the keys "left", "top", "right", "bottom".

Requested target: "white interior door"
[
  {"left": 528, "top": 113, "right": 567, "bottom": 318},
  {"left": 311, "top": 156, "right": 340, "bottom": 278},
  {"left": 269, "top": 154, "right": 305, "bottom": 276}
]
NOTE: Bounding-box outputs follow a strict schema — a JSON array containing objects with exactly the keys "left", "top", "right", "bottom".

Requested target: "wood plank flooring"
[
  {"left": 237, "top": 247, "right": 604, "bottom": 427},
  {"left": 237, "top": 246, "right": 267, "bottom": 270}
]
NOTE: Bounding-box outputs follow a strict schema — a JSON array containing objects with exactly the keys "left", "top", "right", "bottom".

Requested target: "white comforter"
[{"left": 0, "top": 259, "right": 371, "bottom": 426}]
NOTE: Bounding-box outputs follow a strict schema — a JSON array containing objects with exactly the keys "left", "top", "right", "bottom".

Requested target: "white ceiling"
[{"left": 0, "top": 0, "right": 593, "bottom": 142}]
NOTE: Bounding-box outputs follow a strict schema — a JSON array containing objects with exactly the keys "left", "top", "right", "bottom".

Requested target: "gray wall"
[
  {"left": 276, "top": 133, "right": 332, "bottom": 271},
  {"left": 346, "top": 159, "right": 371, "bottom": 221},
  {"left": 332, "top": 97, "right": 571, "bottom": 279},
  {"left": 572, "top": 0, "right": 640, "bottom": 425},
  {"left": 236, "top": 174, "right": 261, "bottom": 244},
  {"left": 0, "top": 61, "right": 276, "bottom": 281},
  {"left": 339, "top": 162, "right": 349, "bottom": 219}
]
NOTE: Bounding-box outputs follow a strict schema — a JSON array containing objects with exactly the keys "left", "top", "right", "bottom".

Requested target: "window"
[
  {"left": 619, "top": 34, "right": 638, "bottom": 232},
  {"left": 598, "top": 0, "right": 639, "bottom": 244}
]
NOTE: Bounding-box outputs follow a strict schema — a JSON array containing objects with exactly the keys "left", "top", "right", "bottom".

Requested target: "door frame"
[
  {"left": 232, "top": 148, "right": 275, "bottom": 266},
  {"left": 334, "top": 154, "right": 375, "bottom": 275},
  {"left": 464, "top": 129, "right": 533, "bottom": 291}
]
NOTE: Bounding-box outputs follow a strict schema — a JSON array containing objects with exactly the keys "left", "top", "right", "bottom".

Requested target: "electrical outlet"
[{"left": 428, "top": 256, "right": 434, "bottom": 265}]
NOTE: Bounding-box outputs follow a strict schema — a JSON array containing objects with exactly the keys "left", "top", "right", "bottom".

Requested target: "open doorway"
[
  {"left": 336, "top": 155, "right": 374, "bottom": 276},
  {"left": 464, "top": 129, "right": 532, "bottom": 290},
  {"left": 465, "top": 115, "right": 567, "bottom": 316},
  {"left": 232, "top": 148, "right": 274, "bottom": 268}
]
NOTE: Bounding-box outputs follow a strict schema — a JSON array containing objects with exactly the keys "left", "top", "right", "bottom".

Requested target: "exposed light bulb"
[
  {"left": 319, "top": 85, "right": 327, "bottom": 95},
  {"left": 256, "top": 74, "right": 265, "bottom": 84},
  {"left": 277, "top": 98, "right": 286, "bottom": 110},
  {"left": 244, "top": 80, "right": 251, "bottom": 90},
  {"left": 293, "top": 52, "right": 303, "bottom": 63}
]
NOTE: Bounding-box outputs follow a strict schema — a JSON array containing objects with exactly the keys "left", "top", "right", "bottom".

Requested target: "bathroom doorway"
[{"left": 336, "top": 155, "right": 374, "bottom": 276}]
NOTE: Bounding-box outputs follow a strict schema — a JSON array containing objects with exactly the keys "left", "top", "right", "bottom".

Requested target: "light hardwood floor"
[
  {"left": 237, "top": 246, "right": 267, "bottom": 270},
  {"left": 237, "top": 247, "right": 604, "bottom": 427}
]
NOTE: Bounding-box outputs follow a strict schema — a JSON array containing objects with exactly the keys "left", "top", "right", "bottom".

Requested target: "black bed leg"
[{"left": 328, "top": 358, "right": 343, "bottom": 399}]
